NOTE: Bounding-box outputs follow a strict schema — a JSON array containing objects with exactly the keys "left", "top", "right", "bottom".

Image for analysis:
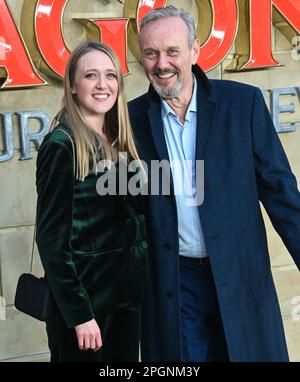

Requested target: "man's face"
[{"left": 139, "top": 16, "right": 200, "bottom": 99}]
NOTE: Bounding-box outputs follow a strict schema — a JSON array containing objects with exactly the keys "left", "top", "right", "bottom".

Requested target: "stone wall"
[{"left": 0, "top": 0, "right": 299, "bottom": 361}]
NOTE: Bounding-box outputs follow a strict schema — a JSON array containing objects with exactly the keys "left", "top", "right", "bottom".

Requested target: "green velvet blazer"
[{"left": 35, "top": 115, "right": 148, "bottom": 328}]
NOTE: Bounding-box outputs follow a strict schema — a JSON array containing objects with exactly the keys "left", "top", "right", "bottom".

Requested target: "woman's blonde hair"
[{"left": 53, "top": 41, "right": 142, "bottom": 182}]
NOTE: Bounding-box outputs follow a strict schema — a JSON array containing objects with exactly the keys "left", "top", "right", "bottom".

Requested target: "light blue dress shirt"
[{"left": 161, "top": 77, "right": 207, "bottom": 258}]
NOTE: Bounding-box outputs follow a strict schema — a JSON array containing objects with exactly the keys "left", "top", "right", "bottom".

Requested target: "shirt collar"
[{"left": 161, "top": 75, "right": 197, "bottom": 123}]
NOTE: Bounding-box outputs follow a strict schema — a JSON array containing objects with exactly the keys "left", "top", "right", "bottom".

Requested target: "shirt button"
[{"left": 139, "top": 214, "right": 145, "bottom": 223}]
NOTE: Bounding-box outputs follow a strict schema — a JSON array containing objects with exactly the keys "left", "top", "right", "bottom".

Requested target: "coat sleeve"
[
  {"left": 251, "top": 87, "right": 300, "bottom": 267},
  {"left": 36, "top": 138, "right": 94, "bottom": 328}
]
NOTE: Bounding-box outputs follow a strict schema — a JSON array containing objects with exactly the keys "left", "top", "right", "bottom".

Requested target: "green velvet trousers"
[{"left": 46, "top": 304, "right": 140, "bottom": 362}]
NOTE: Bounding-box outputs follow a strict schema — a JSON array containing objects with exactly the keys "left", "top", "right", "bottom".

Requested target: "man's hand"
[{"left": 75, "top": 318, "right": 102, "bottom": 351}]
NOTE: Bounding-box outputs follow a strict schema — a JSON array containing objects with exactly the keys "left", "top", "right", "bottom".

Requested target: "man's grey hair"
[{"left": 140, "top": 6, "right": 197, "bottom": 48}]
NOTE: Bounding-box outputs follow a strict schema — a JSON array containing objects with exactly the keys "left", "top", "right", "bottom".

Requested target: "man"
[{"left": 128, "top": 6, "right": 300, "bottom": 362}]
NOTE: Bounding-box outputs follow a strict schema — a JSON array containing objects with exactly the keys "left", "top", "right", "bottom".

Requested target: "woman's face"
[{"left": 72, "top": 50, "right": 119, "bottom": 120}]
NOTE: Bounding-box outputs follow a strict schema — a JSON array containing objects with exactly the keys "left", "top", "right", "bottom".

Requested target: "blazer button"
[
  {"left": 140, "top": 241, "right": 148, "bottom": 249},
  {"left": 139, "top": 214, "right": 145, "bottom": 223},
  {"left": 163, "top": 242, "right": 172, "bottom": 250}
]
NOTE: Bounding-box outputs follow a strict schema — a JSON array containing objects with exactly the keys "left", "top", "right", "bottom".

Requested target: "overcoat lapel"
[
  {"left": 146, "top": 96, "right": 174, "bottom": 194},
  {"left": 194, "top": 66, "right": 217, "bottom": 160},
  {"left": 147, "top": 93, "right": 170, "bottom": 163}
]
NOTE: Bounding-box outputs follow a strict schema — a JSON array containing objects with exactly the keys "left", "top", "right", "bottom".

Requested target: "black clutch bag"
[{"left": 14, "top": 273, "right": 56, "bottom": 322}]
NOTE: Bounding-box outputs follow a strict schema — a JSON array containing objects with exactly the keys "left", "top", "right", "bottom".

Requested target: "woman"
[{"left": 35, "top": 41, "right": 148, "bottom": 362}]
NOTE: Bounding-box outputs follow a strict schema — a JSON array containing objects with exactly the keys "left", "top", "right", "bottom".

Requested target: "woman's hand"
[{"left": 75, "top": 319, "right": 102, "bottom": 351}]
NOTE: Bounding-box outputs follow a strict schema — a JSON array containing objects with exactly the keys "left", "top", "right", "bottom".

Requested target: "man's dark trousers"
[{"left": 179, "top": 256, "right": 229, "bottom": 362}]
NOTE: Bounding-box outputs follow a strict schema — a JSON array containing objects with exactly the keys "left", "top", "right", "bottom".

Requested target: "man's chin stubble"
[{"left": 151, "top": 80, "right": 182, "bottom": 99}]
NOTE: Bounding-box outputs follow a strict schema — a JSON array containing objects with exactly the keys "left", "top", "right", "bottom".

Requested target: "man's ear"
[{"left": 191, "top": 39, "right": 200, "bottom": 65}]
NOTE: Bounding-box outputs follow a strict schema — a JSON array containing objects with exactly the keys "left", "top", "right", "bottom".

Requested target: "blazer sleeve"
[
  {"left": 36, "top": 138, "right": 94, "bottom": 328},
  {"left": 251, "top": 87, "right": 300, "bottom": 267}
]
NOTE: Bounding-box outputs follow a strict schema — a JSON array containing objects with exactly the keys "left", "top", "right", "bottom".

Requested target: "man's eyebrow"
[
  {"left": 142, "top": 46, "right": 180, "bottom": 52},
  {"left": 142, "top": 47, "right": 157, "bottom": 52}
]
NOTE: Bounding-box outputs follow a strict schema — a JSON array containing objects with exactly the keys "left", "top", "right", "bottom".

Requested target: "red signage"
[
  {"left": 0, "top": 0, "right": 299, "bottom": 89},
  {"left": 34, "top": 0, "right": 70, "bottom": 79},
  {"left": 0, "top": 0, "right": 45, "bottom": 87},
  {"left": 198, "top": 0, "right": 238, "bottom": 72}
]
